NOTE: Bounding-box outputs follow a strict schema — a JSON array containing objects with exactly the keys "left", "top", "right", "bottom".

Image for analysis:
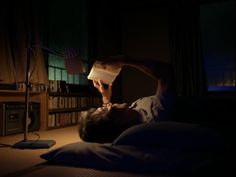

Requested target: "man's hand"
[{"left": 93, "top": 80, "right": 112, "bottom": 104}]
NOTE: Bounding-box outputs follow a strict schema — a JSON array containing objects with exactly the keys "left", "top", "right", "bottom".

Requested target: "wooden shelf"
[
  {"left": 0, "top": 90, "right": 45, "bottom": 96},
  {"left": 0, "top": 89, "right": 102, "bottom": 132}
]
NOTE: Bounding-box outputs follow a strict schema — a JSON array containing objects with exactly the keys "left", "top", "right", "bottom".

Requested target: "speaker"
[{"left": 0, "top": 102, "right": 40, "bottom": 136}]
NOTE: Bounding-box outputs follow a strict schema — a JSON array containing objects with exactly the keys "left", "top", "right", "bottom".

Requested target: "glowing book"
[{"left": 87, "top": 60, "right": 122, "bottom": 84}]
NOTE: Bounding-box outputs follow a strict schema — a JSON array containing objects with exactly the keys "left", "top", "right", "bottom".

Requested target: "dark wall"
[
  {"left": 121, "top": 5, "right": 170, "bottom": 103},
  {"left": 90, "top": 0, "right": 171, "bottom": 103},
  {"left": 89, "top": 1, "right": 122, "bottom": 58},
  {"left": 90, "top": 0, "right": 235, "bottom": 103}
]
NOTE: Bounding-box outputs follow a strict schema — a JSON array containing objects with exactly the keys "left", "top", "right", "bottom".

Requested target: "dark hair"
[{"left": 78, "top": 107, "right": 142, "bottom": 143}]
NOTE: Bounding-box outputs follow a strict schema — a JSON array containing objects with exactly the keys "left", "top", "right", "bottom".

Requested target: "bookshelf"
[
  {"left": 46, "top": 81, "right": 102, "bottom": 130},
  {"left": 0, "top": 83, "right": 102, "bottom": 132},
  {"left": 47, "top": 92, "right": 102, "bottom": 129}
]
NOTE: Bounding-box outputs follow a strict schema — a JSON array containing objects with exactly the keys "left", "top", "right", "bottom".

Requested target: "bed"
[
  {"left": 41, "top": 122, "right": 232, "bottom": 176},
  {"left": 0, "top": 96, "right": 234, "bottom": 177}
]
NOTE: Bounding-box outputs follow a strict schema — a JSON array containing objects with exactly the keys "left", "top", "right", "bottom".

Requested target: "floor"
[
  {"left": 1, "top": 124, "right": 233, "bottom": 177},
  {"left": 0, "top": 126, "right": 81, "bottom": 177},
  {"left": 0, "top": 126, "right": 158, "bottom": 177}
]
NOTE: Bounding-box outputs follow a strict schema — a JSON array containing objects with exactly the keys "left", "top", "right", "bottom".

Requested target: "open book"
[{"left": 87, "top": 60, "right": 122, "bottom": 84}]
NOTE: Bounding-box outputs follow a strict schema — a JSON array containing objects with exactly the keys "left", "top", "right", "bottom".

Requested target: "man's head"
[{"left": 78, "top": 104, "right": 142, "bottom": 143}]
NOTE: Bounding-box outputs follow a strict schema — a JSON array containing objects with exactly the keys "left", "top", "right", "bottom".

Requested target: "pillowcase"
[
  {"left": 113, "top": 121, "right": 224, "bottom": 150},
  {"left": 40, "top": 141, "right": 220, "bottom": 175},
  {"left": 41, "top": 142, "right": 116, "bottom": 169},
  {"left": 40, "top": 122, "right": 226, "bottom": 175},
  {"left": 40, "top": 141, "right": 174, "bottom": 173}
]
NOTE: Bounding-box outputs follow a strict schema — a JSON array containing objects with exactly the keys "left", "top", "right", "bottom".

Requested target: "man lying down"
[
  {"left": 41, "top": 56, "right": 225, "bottom": 175},
  {"left": 78, "top": 55, "right": 177, "bottom": 143}
]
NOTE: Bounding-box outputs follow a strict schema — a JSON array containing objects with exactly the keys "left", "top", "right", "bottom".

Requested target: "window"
[
  {"left": 48, "top": 0, "right": 89, "bottom": 85},
  {"left": 200, "top": 0, "right": 235, "bottom": 91},
  {"left": 48, "top": 54, "right": 89, "bottom": 85}
]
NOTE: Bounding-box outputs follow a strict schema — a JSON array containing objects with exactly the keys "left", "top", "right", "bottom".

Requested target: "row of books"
[
  {"left": 48, "top": 96, "right": 102, "bottom": 110},
  {"left": 49, "top": 80, "right": 67, "bottom": 93},
  {"left": 48, "top": 80, "right": 91, "bottom": 93},
  {"left": 48, "top": 110, "right": 88, "bottom": 128}
]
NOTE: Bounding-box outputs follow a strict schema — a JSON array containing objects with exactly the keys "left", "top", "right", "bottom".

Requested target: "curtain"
[
  {"left": 168, "top": 2, "right": 207, "bottom": 96},
  {"left": 0, "top": 0, "right": 48, "bottom": 85},
  {"left": 0, "top": 2, "right": 16, "bottom": 83}
]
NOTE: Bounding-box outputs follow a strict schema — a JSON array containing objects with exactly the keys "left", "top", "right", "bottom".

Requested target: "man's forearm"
[
  {"left": 99, "top": 55, "right": 176, "bottom": 90},
  {"left": 102, "top": 96, "right": 110, "bottom": 104},
  {"left": 100, "top": 55, "right": 172, "bottom": 80}
]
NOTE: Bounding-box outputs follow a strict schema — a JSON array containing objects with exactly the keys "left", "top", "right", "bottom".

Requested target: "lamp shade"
[{"left": 64, "top": 48, "right": 86, "bottom": 74}]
